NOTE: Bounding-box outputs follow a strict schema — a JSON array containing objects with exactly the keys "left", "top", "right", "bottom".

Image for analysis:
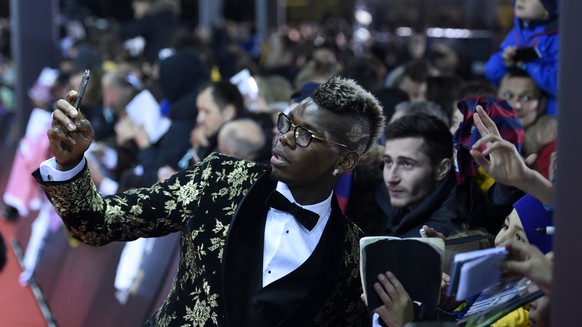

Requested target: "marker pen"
[{"left": 533, "top": 226, "right": 555, "bottom": 235}]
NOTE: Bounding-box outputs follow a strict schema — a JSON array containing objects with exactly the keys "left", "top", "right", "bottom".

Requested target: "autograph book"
[{"left": 360, "top": 236, "right": 444, "bottom": 309}]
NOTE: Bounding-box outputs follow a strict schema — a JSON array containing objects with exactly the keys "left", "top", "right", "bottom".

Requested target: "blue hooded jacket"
[{"left": 484, "top": 0, "right": 559, "bottom": 115}]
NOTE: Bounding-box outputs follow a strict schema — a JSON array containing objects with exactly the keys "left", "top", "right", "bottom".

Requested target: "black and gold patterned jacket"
[{"left": 35, "top": 153, "right": 368, "bottom": 326}]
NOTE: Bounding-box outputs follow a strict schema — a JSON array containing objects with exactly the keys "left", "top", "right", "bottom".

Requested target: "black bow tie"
[{"left": 265, "top": 190, "right": 320, "bottom": 231}]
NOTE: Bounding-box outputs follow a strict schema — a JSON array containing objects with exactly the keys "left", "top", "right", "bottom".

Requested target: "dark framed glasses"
[{"left": 277, "top": 112, "right": 349, "bottom": 149}]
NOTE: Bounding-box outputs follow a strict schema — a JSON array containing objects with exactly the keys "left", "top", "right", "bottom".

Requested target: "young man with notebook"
[{"left": 379, "top": 113, "right": 463, "bottom": 237}]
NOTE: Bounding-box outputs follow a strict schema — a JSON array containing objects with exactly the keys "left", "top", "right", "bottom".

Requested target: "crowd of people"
[{"left": 0, "top": 0, "right": 559, "bottom": 326}]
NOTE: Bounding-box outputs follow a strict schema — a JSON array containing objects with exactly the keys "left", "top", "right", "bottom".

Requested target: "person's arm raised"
[
  {"left": 48, "top": 90, "right": 95, "bottom": 171},
  {"left": 469, "top": 105, "right": 554, "bottom": 205}
]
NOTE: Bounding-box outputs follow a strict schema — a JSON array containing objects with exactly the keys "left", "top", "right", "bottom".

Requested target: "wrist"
[
  {"left": 517, "top": 168, "right": 541, "bottom": 189},
  {"left": 56, "top": 157, "right": 83, "bottom": 171},
  {"left": 517, "top": 168, "right": 554, "bottom": 202}
]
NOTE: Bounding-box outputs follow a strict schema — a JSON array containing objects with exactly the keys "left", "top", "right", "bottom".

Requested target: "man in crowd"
[
  {"left": 190, "top": 80, "right": 248, "bottom": 161},
  {"left": 498, "top": 68, "right": 557, "bottom": 179},
  {"left": 379, "top": 113, "right": 462, "bottom": 237}
]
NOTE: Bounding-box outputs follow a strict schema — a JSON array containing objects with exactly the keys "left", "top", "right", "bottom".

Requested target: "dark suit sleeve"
[{"left": 32, "top": 154, "right": 222, "bottom": 246}]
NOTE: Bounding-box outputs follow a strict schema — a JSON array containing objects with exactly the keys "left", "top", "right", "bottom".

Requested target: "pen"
[{"left": 533, "top": 226, "right": 555, "bottom": 235}]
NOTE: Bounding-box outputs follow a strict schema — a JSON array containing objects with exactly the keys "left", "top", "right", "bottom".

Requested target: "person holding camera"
[{"left": 484, "top": 0, "right": 559, "bottom": 116}]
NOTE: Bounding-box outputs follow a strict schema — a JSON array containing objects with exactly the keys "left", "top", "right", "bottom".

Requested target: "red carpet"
[{"left": 0, "top": 217, "right": 47, "bottom": 327}]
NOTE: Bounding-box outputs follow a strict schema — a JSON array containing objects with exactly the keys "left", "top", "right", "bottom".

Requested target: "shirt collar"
[{"left": 276, "top": 181, "right": 333, "bottom": 220}]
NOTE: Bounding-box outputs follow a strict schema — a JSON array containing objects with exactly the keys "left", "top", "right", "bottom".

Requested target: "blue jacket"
[{"left": 484, "top": 17, "right": 559, "bottom": 115}]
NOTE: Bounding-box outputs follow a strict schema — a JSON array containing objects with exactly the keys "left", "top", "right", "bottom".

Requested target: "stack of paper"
[{"left": 446, "top": 247, "right": 508, "bottom": 301}]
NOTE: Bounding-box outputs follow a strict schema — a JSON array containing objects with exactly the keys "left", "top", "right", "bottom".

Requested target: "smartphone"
[
  {"left": 73, "top": 69, "right": 91, "bottom": 109},
  {"left": 513, "top": 46, "right": 542, "bottom": 63}
]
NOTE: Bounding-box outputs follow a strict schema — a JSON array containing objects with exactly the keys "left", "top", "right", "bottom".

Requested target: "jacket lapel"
[
  {"left": 277, "top": 196, "right": 345, "bottom": 327},
  {"left": 222, "top": 170, "right": 275, "bottom": 325}
]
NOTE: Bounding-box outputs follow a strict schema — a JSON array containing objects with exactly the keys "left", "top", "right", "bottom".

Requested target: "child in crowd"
[
  {"left": 484, "top": 0, "right": 559, "bottom": 116},
  {"left": 491, "top": 193, "right": 553, "bottom": 327}
]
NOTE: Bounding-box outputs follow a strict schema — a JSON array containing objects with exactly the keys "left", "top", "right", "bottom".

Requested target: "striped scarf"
[{"left": 453, "top": 97, "right": 524, "bottom": 185}]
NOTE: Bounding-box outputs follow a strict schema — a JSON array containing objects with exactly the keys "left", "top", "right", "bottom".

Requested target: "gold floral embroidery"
[
  {"left": 152, "top": 311, "right": 176, "bottom": 327},
  {"left": 190, "top": 225, "right": 206, "bottom": 241},
  {"left": 183, "top": 301, "right": 216, "bottom": 327},
  {"left": 41, "top": 169, "right": 103, "bottom": 215},
  {"left": 222, "top": 202, "right": 237, "bottom": 217},
  {"left": 174, "top": 179, "right": 199, "bottom": 207},
  {"left": 208, "top": 237, "right": 224, "bottom": 253},
  {"left": 165, "top": 200, "right": 177, "bottom": 214}
]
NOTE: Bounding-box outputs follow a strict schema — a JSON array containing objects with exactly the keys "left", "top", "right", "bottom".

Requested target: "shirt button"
[
  {"left": 286, "top": 230, "right": 289, "bottom": 234},
  {"left": 268, "top": 270, "right": 272, "bottom": 274}
]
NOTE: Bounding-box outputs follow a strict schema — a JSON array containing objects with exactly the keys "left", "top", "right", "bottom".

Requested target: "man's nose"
[
  {"left": 386, "top": 166, "right": 401, "bottom": 183},
  {"left": 279, "top": 130, "right": 296, "bottom": 148}
]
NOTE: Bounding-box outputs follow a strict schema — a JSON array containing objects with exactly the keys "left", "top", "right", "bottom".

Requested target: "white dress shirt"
[{"left": 262, "top": 182, "right": 332, "bottom": 287}]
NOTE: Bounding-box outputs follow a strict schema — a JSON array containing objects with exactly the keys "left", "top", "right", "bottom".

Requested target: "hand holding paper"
[{"left": 369, "top": 271, "right": 415, "bottom": 327}]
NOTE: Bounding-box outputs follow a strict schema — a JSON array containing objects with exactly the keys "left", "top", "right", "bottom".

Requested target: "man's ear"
[
  {"left": 222, "top": 104, "right": 236, "bottom": 121},
  {"left": 435, "top": 158, "right": 452, "bottom": 181},
  {"left": 335, "top": 151, "right": 361, "bottom": 175}
]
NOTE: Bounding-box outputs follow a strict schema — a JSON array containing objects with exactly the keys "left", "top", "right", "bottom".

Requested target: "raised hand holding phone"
[{"left": 48, "top": 71, "right": 95, "bottom": 171}]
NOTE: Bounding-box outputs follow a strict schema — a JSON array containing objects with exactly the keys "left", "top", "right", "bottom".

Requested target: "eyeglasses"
[{"left": 277, "top": 113, "right": 349, "bottom": 149}]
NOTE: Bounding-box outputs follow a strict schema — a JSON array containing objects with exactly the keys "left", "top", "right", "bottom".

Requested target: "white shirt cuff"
[{"left": 39, "top": 157, "right": 86, "bottom": 182}]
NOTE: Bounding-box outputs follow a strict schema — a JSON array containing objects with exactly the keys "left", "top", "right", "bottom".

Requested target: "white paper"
[
  {"left": 37, "top": 67, "right": 59, "bottom": 86},
  {"left": 454, "top": 246, "right": 506, "bottom": 263},
  {"left": 125, "top": 89, "right": 170, "bottom": 143},
  {"left": 455, "top": 248, "right": 508, "bottom": 301}
]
